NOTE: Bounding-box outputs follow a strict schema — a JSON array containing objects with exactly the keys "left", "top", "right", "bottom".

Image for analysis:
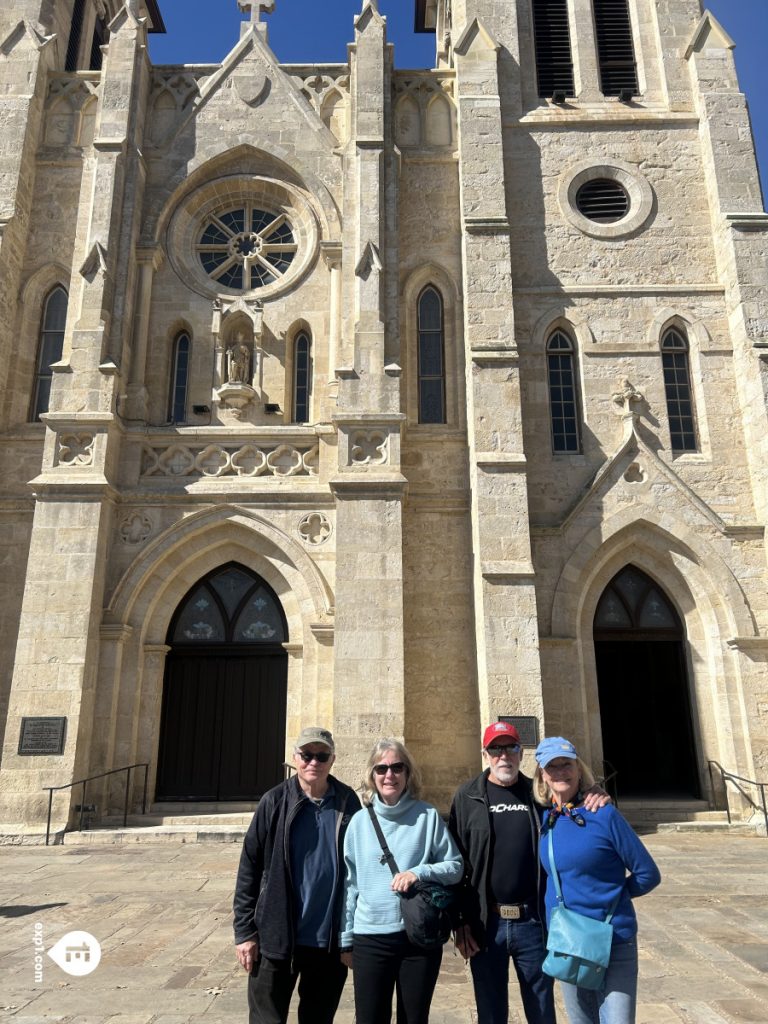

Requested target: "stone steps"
[{"left": 619, "top": 798, "right": 761, "bottom": 834}]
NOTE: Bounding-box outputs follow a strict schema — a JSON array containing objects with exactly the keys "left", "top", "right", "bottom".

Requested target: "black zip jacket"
[
  {"left": 233, "top": 774, "right": 361, "bottom": 957},
  {"left": 448, "top": 769, "right": 545, "bottom": 947}
]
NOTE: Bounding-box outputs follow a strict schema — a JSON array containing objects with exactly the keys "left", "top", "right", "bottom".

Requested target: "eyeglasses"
[
  {"left": 485, "top": 744, "right": 522, "bottom": 758},
  {"left": 373, "top": 762, "right": 406, "bottom": 776},
  {"left": 296, "top": 750, "right": 332, "bottom": 764}
]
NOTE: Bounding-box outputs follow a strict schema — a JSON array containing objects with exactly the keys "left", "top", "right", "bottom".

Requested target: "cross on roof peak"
[{"left": 238, "top": 0, "right": 276, "bottom": 25}]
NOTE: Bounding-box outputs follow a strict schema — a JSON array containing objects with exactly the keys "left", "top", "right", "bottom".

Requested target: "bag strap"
[
  {"left": 547, "top": 825, "right": 621, "bottom": 924},
  {"left": 367, "top": 804, "right": 400, "bottom": 876}
]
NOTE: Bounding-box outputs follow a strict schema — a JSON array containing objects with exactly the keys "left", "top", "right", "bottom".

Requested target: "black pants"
[
  {"left": 352, "top": 931, "right": 443, "bottom": 1024},
  {"left": 248, "top": 945, "right": 348, "bottom": 1024}
]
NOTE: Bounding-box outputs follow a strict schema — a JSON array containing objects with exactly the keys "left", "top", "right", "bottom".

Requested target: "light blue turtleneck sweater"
[{"left": 340, "top": 793, "right": 463, "bottom": 947}]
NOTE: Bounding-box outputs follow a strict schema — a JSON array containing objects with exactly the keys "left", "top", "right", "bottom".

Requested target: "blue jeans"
[
  {"left": 470, "top": 914, "right": 556, "bottom": 1024},
  {"left": 560, "top": 939, "right": 638, "bottom": 1024}
]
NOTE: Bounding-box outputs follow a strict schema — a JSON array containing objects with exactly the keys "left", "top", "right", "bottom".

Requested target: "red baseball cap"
[{"left": 482, "top": 721, "right": 522, "bottom": 748}]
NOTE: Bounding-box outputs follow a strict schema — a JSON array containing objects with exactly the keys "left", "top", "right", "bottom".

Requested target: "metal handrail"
[
  {"left": 43, "top": 762, "right": 149, "bottom": 846},
  {"left": 283, "top": 761, "right": 297, "bottom": 778},
  {"left": 707, "top": 760, "right": 767, "bottom": 836}
]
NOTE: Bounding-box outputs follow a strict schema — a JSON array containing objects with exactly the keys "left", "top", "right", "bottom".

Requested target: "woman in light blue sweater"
[
  {"left": 533, "top": 737, "right": 661, "bottom": 1024},
  {"left": 340, "top": 739, "right": 463, "bottom": 1024}
]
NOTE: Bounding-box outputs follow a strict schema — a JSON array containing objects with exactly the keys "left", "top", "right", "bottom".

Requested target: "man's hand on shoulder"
[
  {"left": 236, "top": 938, "right": 258, "bottom": 972},
  {"left": 582, "top": 785, "right": 611, "bottom": 812}
]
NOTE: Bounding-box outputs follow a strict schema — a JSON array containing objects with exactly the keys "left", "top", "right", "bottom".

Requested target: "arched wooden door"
[
  {"left": 593, "top": 565, "right": 699, "bottom": 797},
  {"left": 156, "top": 564, "right": 288, "bottom": 801}
]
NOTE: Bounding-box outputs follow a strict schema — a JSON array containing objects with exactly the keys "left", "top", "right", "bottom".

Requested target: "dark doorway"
[
  {"left": 156, "top": 564, "right": 288, "bottom": 801},
  {"left": 593, "top": 565, "right": 699, "bottom": 798}
]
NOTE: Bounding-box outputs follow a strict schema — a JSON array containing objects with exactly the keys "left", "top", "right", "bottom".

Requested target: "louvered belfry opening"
[
  {"left": 593, "top": 0, "right": 639, "bottom": 96},
  {"left": 532, "top": 0, "right": 575, "bottom": 97},
  {"left": 575, "top": 179, "right": 629, "bottom": 222}
]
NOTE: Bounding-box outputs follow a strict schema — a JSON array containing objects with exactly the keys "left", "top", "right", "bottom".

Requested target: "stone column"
[
  {"left": 0, "top": 484, "right": 116, "bottom": 829},
  {"left": 454, "top": 21, "right": 546, "bottom": 731},
  {"left": 331, "top": 416, "right": 408, "bottom": 774},
  {"left": 124, "top": 246, "right": 164, "bottom": 420},
  {"left": 135, "top": 643, "right": 171, "bottom": 810}
]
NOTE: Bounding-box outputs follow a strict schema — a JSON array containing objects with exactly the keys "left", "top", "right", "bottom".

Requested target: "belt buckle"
[{"left": 499, "top": 904, "right": 521, "bottom": 920}]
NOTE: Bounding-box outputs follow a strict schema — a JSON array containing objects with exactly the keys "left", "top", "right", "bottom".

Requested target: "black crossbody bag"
[{"left": 366, "top": 805, "right": 456, "bottom": 950}]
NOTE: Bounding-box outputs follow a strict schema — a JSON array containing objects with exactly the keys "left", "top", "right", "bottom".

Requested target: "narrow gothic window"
[
  {"left": 593, "top": 0, "right": 639, "bottom": 96},
  {"left": 65, "top": 0, "right": 86, "bottom": 72},
  {"left": 31, "top": 286, "right": 68, "bottom": 421},
  {"left": 532, "top": 0, "right": 575, "bottom": 97},
  {"left": 90, "top": 16, "right": 107, "bottom": 71},
  {"left": 662, "top": 327, "right": 697, "bottom": 452},
  {"left": 417, "top": 286, "right": 446, "bottom": 424},
  {"left": 169, "top": 332, "right": 190, "bottom": 424},
  {"left": 547, "top": 330, "right": 581, "bottom": 453},
  {"left": 293, "top": 332, "right": 311, "bottom": 423}
]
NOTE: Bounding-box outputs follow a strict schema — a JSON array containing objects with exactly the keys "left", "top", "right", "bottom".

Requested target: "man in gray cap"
[{"left": 234, "top": 727, "right": 361, "bottom": 1024}]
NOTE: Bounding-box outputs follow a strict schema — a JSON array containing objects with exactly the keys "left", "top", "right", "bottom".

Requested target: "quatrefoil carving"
[{"left": 350, "top": 430, "right": 388, "bottom": 466}]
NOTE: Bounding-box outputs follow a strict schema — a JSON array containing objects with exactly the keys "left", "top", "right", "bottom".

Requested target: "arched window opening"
[
  {"left": 89, "top": 16, "right": 107, "bottom": 71},
  {"left": 546, "top": 329, "right": 581, "bottom": 453},
  {"left": 293, "top": 332, "right": 311, "bottom": 423},
  {"left": 417, "top": 286, "right": 446, "bottom": 424},
  {"left": 594, "top": 565, "right": 682, "bottom": 637},
  {"left": 65, "top": 0, "right": 86, "bottom": 72},
  {"left": 532, "top": 0, "right": 575, "bottom": 98},
  {"left": 31, "top": 286, "right": 68, "bottom": 421},
  {"left": 661, "top": 327, "right": 697, "bottom": 452},
  {"left": 593, "top": 0, "right": 639, "bottom": 97},
  {"left": 169, "top": 332, "right": 191, "bottom": 424},
  {"left": 168, "top": 564, "right": 287, "bottom": 645},
  {"left": 593, "top": 564, "right": 698, "bottom": 798}
]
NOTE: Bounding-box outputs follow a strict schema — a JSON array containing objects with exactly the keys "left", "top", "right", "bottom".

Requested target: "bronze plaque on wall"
[
  {"left": 18, "top": 717, "right": 67, "bottom": 756},
  {"left": 500, "top": 716, "right": 540, "bottom": 747}
]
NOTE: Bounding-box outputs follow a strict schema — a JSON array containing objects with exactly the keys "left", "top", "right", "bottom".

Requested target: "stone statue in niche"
[{"left": 227, "top": 333, "right": 251, "bottom": 384}]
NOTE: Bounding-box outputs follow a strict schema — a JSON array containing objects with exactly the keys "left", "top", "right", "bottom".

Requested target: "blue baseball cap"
[{"left": 535, "top": 737, "right": 579, "bottom": 768}]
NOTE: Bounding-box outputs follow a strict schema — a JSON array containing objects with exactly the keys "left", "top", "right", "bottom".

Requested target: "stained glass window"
[
  {"left": 293, "top": 333, "right": 311, "bottom": 423},
  {"left": 662, "top": 328, "right": 697, "bottom": 452},
  {"left": 196, "top": 205, "right": 297, "bottom": 292},
  {"left": 31, "top": 286, "right": 68, "bottom": 421},
  {"left": 170, "top": 565, "right": 286, "bottom": 644},
  {"left": 169, "top": 332, "right": 190, "bottom": 424},
  {"left": 594, "top": 565, "right": 681, "bottom": 635},
  {"left": 417, "top": 286, "right": 446, "bottom": 424},
  {"left": 547, "top": 330, "right": 581, "bottom": 453}
]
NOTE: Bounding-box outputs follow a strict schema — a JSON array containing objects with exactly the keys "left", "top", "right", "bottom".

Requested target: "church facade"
[{"left": 1, "top": 0, "right": 767, "bottom": 834}]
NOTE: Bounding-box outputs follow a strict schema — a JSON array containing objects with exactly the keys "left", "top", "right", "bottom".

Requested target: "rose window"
[{"left": 196, "top": 206, "right": 297, "bottom": 290}]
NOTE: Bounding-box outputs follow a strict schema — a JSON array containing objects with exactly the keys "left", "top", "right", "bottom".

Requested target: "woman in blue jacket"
[
  {"left": 533, "top": 738, "right": 660, "bottom": 1024},
  {"left": 341, "top": 738, "right": 463, "bottom": 1024}
]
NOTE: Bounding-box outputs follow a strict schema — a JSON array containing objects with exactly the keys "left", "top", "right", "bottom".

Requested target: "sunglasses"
[
  {"left": 373, "top": 762, "right": 407, "bottom": 776},
  {"left": 297, "top": 750, "right": 332, "bottom": 763},
  {"left": 485, "top": 744, "right": 522, "bottom": 758}
]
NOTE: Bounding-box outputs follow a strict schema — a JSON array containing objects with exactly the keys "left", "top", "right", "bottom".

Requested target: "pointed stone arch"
[
  {"left": 107, "top": 504, "right": 333, "bottom": 640},
  {"left": 146, "top": 142, "right": 341, "bottom": 246},
  {"left": 425, "top": 92, "right": 453, "bottom": 147},
  {"left": 95, "top": 506, "right": 335, "bottom": 806},
  {"left": 546, "top": 512, "right": 757, "bottom": 796}
]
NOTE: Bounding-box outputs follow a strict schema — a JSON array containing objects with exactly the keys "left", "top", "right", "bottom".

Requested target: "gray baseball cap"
[{"left": 296, "top": 726, "right": 335, "bottom": 752}]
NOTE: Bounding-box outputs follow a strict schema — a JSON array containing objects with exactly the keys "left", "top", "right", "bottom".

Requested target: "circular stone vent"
[{"left": 574, "top": 179, "right": 630, "bottom": 223}]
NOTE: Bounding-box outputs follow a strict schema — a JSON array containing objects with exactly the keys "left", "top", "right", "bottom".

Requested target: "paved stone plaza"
[{"left": 0, "top": 831, "right": 766, "bottom": 1023}]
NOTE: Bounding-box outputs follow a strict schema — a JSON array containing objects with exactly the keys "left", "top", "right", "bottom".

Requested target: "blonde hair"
[
  {"left": 533, "top": 756, "right": 595, "bottom": 805},
  {"left": 361, "top": 738, "right": 423, "bottom": 806}
]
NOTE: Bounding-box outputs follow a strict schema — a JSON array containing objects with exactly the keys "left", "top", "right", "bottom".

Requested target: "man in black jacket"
[
  {"left": 233, "top": 726, "right": 361, "bottom": 1024},
  {"left": 449, "top": 722, "right": 608, "bottom": 1024}
]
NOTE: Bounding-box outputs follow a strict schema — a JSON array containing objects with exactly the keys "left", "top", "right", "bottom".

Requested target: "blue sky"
[{"left": 149, "top": 1, "right": 767, "bottom": 201}]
